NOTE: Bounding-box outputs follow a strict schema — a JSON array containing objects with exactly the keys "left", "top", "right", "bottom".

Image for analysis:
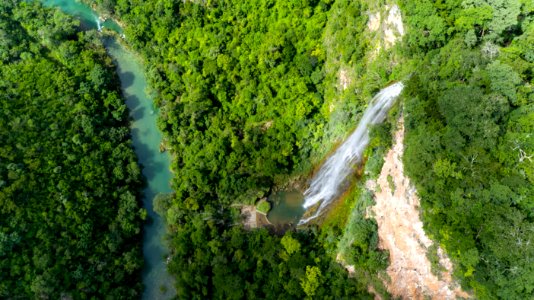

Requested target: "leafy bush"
[{"left": 256, "top": 199, "right": 271, "bottom": 215}]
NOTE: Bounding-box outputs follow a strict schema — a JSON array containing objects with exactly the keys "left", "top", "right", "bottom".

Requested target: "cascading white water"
[
  {"left": 299, "top": 82, "right": 404, "bottom": 224},
  {"left": 95, "top": 16, "right": 102, "bottom": 31}
]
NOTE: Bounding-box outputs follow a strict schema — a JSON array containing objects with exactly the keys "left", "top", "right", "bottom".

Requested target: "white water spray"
[
  {"left": 95, "top": 16, "right": 102, "bottom": 32},
  {"left": 299, "top": 82, "right": 404, "bottom": 224}
]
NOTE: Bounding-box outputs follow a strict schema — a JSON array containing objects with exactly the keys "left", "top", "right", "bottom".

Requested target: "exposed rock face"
[
  {"left": 383, "top": 5, "right": 404, "bottom": 48},
  {"left": 367, "top": 4, "right": 405, "bottom": 61},
  {"left": 338, "top": 68, "right": 352, "bottom": 91},
  {"left": 367, "top": 12, "right": 381, "bottom": 32},
  {"left": 368, "top": 119, "right": 469, "bottom": 300}
]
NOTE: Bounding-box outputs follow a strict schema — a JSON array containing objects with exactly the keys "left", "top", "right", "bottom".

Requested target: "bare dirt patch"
[
  {"left": 256, "top": 213, "right": 272, "bottom": 227},
  {"left": 369, "top": 119, "right": 469, "bottom": 299},
  {"left": 383, "top": 5, "right": 404, "bottom": 48},
  {"left": 336, "top": 253, "right": 356, "bottom": 277},
  {"left": 368, "top": 12, "right": 381, "bottom": 32},
  {"left": 241, "top": 205, "right": 258, "bottom": 229},
  {"left": 241, "top": 205, "right": 271, "bottom": 229},
  {"left": 338, "top": 68, "right": 352, "bottom": 91},
  {"left": 262, "top": 120, "right": 273, "bottom": 131}
]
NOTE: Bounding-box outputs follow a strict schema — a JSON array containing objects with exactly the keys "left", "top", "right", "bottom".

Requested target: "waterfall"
[
  {"left": 299, "top": 82, "right": 404, "bottom": 224},
  {"left": 95, "top": 16, "right": 102, "bottom": 31}
]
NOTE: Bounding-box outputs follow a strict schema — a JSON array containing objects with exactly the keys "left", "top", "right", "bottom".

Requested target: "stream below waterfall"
[{"left": 41, "top": 1, "right": 175, "bottom": 299}]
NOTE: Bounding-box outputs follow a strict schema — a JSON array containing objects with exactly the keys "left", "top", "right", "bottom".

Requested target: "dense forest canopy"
[
  {"left": 0, "top": 2, "right": 144, "bottom": 298},
  {"left": 400, "top": 0, "right": 534, "bottom": 298},
  {"left": 87, "top": 0, "right": 534, "bottom": 298},
  {"left": 87, "top": 0, "right": 396, "bottom": 298},
  {"left": 3, "top": 0, "right": 533, "bottom": 298}
]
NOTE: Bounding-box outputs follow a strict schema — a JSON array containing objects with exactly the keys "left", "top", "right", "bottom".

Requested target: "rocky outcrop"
[{"left": 367, "top": 119, "right": 469, "bottom": 300}]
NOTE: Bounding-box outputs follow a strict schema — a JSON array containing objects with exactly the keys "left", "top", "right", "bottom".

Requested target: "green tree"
[{"left": 301, "top": 266, "right": 322, "bottom": 298}]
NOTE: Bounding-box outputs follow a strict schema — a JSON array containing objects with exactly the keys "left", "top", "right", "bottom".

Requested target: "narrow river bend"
[{"left": 42, "top": 1, "right": 175, "bottom": 299}]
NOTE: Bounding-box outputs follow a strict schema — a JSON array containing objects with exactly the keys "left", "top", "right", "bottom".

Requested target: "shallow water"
[
  {"left": 105, "top": 37, "right": 175, "bottom": 300},
  {"left": 267, "top": 190, "right": 305, "bottom": 225},
  {"left": 42, "top": 0, "right": 122, "bottom": 33},
  {"left": 41, "top": 1, "right": 175, "bottom": 299}
]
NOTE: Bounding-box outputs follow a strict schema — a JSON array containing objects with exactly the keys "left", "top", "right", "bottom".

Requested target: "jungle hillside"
[{"left": 2, "top": 0, "right": 533, "bottom": 299}]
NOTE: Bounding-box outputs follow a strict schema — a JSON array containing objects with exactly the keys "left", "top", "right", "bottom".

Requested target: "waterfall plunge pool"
[{"left": 267, "top": 190, "right": 306, "bottom": 226}]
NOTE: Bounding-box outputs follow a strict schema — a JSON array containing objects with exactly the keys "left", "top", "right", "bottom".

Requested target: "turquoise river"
[{"left": 42, "top": 1, "right": 176, "bottom": 299}]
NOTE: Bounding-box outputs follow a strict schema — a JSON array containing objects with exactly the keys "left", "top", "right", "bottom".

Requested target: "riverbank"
[
  {"left": 40, "top": 1, "right": 177, "bottom": 299},
  {"left": 81, "top": 0, "right": 127, "bottom": 29},
  {"left": 104, "top": 36, "right": 176, "bottom": 300}
]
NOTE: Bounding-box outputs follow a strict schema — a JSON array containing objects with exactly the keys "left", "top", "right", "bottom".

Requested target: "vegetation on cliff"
[{"left": 400, "top": 0, "right": 534, "bottom": 298}]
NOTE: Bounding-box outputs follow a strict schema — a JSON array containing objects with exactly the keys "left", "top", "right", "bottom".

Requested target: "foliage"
[
  {"left": 86, "top": 0, "right": 402, "bottom": 297},
  {"left": 256, "top": 199, "right": 271, "bottom": 215},
  {"left": 159, "top": 202, "right": 372, "bottom": 299},
  {"left": 336, "top": 152, "right": 392, "bottom": 299},
  {"left": 400, "top": 0, "right": 534, "bottom": 298},
  {"left": 88, "top": 0, "right": 534, "bottom": 298},
  {"left": 0, "top": 2, "right": 144, "bottom": 298},
  {"left": 301, "top": 266, "right": 323, "bottom": 298}
]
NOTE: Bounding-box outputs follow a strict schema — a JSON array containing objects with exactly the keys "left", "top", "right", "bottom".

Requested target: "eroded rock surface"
[
  {"left": 367, "top": 4, "right": 405, "bottom": 61},
  {"left": 368, "top": 119, "right": 468, "bottom": 300}
]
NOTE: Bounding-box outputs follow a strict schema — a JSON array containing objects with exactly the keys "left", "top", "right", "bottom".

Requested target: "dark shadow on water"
[
  {"left": 118, "top": 71, "right": 135, "bottom": 89},
  {"left": 130, "top": 127, "right": 141, "bottom": 139},
  {"left": 141, "top": 189, "right": 168, "bottom": 272},
  {"left": 125, "top": 94, "right": 140, "bottom": 107},
  {"left": 131, "top": 107, "right": 145, "bottom": 120},
  {"left": 130, "top": 131, "right": 167, "bottom": 189}
]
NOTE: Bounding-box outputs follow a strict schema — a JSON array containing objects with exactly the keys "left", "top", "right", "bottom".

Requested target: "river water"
[{"left": 41, "top": 1, "right": 175, "bottom": 299}]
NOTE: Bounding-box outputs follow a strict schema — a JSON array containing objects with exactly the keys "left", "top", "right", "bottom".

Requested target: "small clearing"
[
  {"left": 338, "top": 68, "right": 352, "bottom": 91},
  {"left": 368, "top": 119, "right": 469, "bottom": 300},
  {"left": 241, "top": 205, "right": 271, "bottom": 229},
  {"left": 383, "top": 5, "right": 404, "bottom": 48},
  {"left": 367, "top": 4, "right": 405, "bottom": 62},
  {"left": 241, "top": 205, "right": 257, "bottom": 229}
]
